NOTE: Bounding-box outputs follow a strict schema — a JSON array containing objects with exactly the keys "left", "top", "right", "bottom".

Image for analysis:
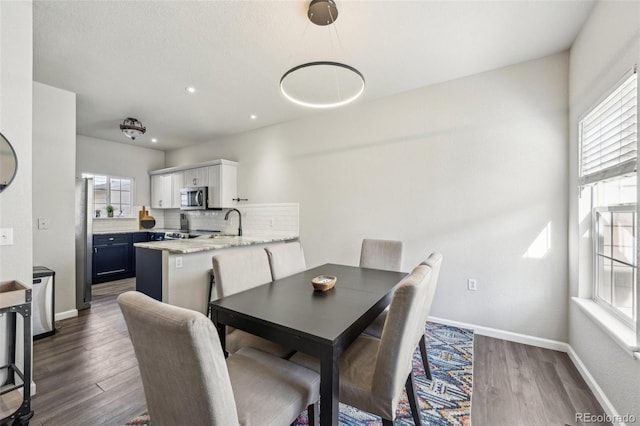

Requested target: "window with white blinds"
[{"left": 580, "top": 71, "right": 637, "bottom": 185}]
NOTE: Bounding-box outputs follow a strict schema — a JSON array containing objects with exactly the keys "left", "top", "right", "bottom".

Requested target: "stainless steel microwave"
[{"left": 180, "top": 187, "right": 208, "bottom": 210}]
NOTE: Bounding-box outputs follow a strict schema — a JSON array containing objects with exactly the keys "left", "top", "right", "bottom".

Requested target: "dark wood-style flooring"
[{"left": 30, "top": 279, "right": 609, "bottom": 425}]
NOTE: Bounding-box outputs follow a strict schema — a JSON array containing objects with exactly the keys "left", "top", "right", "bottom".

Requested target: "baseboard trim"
[
  {"left": 55, "top": 309, "right": 78, "bottom": 321},
  {"left": 428, "top": 316, "right": 569, "bottom": 352},
  {"left": 566, "top": 346, "right": 625, "bottom": 425},
  {"left": 428, "top": 316, "right": 627, "bottom": 425}
]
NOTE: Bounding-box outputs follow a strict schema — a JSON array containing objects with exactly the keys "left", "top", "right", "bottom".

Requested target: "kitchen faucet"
[{"left": 224, "top": 208, "right": 242, "bottom": 236}]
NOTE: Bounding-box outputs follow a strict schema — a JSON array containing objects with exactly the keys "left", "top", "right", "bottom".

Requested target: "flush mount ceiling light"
[
  {"left": 280, "top": 0, "right": 365, "bottom": 109},
  {"left": 119, "top": 117, "right": 146, "bottom": 140}
]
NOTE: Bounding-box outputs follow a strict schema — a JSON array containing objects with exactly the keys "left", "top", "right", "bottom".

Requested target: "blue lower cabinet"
[{"left": 92, "top": 233, "right": 135, "bottom": 284}]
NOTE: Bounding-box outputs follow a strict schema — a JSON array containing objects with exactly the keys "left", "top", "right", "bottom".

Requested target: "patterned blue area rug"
[{"left": 126, "top": 322, "right": 473, "bottom": 426}]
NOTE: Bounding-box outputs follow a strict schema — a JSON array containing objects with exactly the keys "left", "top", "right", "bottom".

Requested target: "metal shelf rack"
[{"left": 0, "top": 280, "right": 33, "bottom": 426}]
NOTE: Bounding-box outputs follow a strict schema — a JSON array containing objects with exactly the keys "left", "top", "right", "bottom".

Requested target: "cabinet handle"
[
  {"left": 97, "top": 269, "right": 126, "bottom": 276},
  {"left": 108, "top": 237, "right": 115, "bottom": 241},
  {"left": 94, "top": 248, "right": 98, "bottom": 253}
]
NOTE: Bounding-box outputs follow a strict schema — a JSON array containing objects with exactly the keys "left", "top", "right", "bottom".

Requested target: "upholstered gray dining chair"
[
  {"left": 291, "top": 264, "right": 434, "bottom": 425},
  {"left": 212, "top": 248, "right": 293, "bottom": 357},
  {"left": 265, "top": 241, "right": 307, "bottom": 280},
  {"left": 118, "top": 291, "right": 320, "bottom": 426},
  {"left": 359, "top": 238, "right": 403, "bottom": 271},
  {"left": 359, "top": 238, "right": 402, "bottom": 338},
  {"left": 365, "top": 252, "right": 443, "bottom": 380}
]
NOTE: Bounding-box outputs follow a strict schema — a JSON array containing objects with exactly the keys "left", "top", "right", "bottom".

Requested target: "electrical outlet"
[
  {"left": 38, "top": 218, "right": 49, "bottom": 230},
  {"left": 175, "top": 257, "right": 183, "bottom": 268},
  {"left": 467, "top": 279, "right": 477, "bottom": 291},
  {"left": 0, "top": 228, "right": 14, "bottom": 245}
]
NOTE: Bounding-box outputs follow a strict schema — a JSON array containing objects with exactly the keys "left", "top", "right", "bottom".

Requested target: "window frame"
[
  {"left": 82, "top": 173, "right": 135, "bottom": 218},
  {"left": 578, "top": 68, "right": 638, "bottom": 334},
  {"left": 592, "top": 203, "right": 637, "bottom": 327}
]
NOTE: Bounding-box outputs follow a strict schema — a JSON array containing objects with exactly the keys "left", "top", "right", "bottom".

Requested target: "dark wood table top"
[{"left": 210, "top": 263, "right": 407, "bottom": 345}]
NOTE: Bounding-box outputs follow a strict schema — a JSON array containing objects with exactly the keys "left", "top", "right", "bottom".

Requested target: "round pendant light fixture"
[
  {"left": 280, "top": 62, "right": 365, "bottom": 109},
  {"left": 280, "top": 0, "right": 365, "bottom": 109},
  {"left": 119, "top": 117, "right": 146, "bottom": 140}
]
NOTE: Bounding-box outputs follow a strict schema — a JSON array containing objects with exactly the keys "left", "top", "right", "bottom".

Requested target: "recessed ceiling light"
[
  {"left": 185, "top": 86, "right": 196, "bottom": 94},
  {"left": 250, "top": 114, "right": 257, "bottom": 120},
  {"left": 151, "top": 138, "right": 158, "bottom": 143}
]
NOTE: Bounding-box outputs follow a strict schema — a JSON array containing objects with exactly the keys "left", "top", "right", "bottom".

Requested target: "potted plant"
[{"left": 106, "top": 205, "right": 114, "bottom": 218}]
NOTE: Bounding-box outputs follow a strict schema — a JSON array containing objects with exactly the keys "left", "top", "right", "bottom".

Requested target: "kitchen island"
[{"left": 134, "top": 234, "right": 298, "bottom": 314}]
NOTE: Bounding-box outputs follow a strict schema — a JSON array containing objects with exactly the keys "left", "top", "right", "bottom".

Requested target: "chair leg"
[
  {"left": 207, "top": 270, "right": 215, "bottom": 317},
  {"left": 305, "top": 401, "right": 319, "bottom": 426},
  {"left": 381, "top": 419, "right": 394, "bottom": 426},
  {"left": 405, "top": 371, "right": 422, "bottom": 426},
  {"left": 419, "top": 334, "right": 432, "bottom": 381}
]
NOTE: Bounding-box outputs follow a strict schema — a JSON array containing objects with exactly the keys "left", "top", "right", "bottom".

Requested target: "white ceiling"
[{"left": 33, "top": 0, "right": 595, "bottom": 151}]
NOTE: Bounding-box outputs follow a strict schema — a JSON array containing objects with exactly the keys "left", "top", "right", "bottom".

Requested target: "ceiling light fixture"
[
  {"left": 119, "top": 117, "right": 146, "bottom": 140},
  {"left": 250, "top": 114, "right": 257, "bottom": 120},
  {"left": 186, "top": 86, "right": 196, "bottom": 94},
  {"left": 280, "top": 0, "right": 365, "bottom": 109},
  {"left": 151, "top": 138, "right": 158, "bottom": 143}
]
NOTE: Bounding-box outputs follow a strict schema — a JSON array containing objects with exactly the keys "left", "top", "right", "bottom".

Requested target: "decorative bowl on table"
[{"left": 311, "top": 275, "right": 337, "bottom": 292}]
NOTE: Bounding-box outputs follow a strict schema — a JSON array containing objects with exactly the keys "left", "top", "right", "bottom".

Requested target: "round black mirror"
[{"left": 0, "top": 132, "right": 18, "bottom": 193}]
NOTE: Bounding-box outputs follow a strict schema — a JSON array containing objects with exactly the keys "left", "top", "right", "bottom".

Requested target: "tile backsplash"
[
  {"left": 92, "top": 203, "right": 299, "bottom": 236},
  {"left": 92, "top": 206, "right": 165, "bottom": 233},
  {"left": 165, "top": 203, "right": 299, "bottom": 236}
]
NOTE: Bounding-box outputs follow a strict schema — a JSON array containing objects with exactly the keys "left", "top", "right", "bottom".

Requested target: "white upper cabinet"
[
  {"left": 170, "top": 172, "right": 184, "bottom": 208},
  {"left": 184, "top": 167, "right": 209, "bottom": 187},
  {"left": 207, "top": 163, "right": 237, "bottom": 208},
  {"left": 151, "top": 174, "right": 172, "bottom": 209},
  {"left": 150, "top": 160, "right": 238, "bottom": 210}
]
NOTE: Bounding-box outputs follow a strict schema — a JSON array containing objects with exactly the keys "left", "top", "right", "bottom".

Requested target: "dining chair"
[
  {"left": 118, "top": 291, "right": 320, "bottom": 426},
  {"left": 212, "top": 248, "right": 293, "bottom": 357},
  {"left": 290, "top": 264, "right": 434, "bottom": 425},
  {"left": 359, "top": 238, "right": 403, "bottom": 271},
  {"left": 358, "top": 238, "right": 402, "bottom": 336},
  {"left": 265, "top": 241, "right": 307, "bottom": 280},
  {"left": 364, "top": 252, "right": 443, "bottom": 380}
]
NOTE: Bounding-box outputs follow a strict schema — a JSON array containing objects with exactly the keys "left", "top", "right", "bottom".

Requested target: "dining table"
[{"left": 209, "top": 263, "right": 407, "bottom": 426}]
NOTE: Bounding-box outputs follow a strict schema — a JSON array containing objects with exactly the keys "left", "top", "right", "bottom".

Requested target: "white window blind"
[{"left": 580, "top": 71, "right": 637, "bottom": 186}]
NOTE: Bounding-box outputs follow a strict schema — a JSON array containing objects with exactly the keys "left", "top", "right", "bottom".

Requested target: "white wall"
[
  {"left": 568, "top": 0, "right": 640, "bottom": 419},
  {"left": 33, "top": 82, "right": 76, "bottom": 314},
  {"left": 0, "top": 0, "right": 33, "bottom": 383},
  {"left": 0, "top": 0, "right": 33, "bottom": 288},
  {"left": 76, "top": 135, "right": 165, "bottom": 207},
  {"left": 167, "top": 53, "right": 570, "bottom": 342}
]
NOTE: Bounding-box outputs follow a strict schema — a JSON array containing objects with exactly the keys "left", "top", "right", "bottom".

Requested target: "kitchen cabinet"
[
  {"left": 184, "top": 167, "right": 209, "bottom": 187},
  {"left": 131, "top": 232, "right": 150, "bottom": 274},
  {"left": 152, "top": 172, "right": 183, "bottom": 209},
  {"left": 171, "top": 172, "right": 184, "bottom": 208},
  {"left": 93, "top": 233, "right": 132, "bottom": 284},
  {"left": 151, "top": 174, "right": 172, "bottom": 209},
  {"left": 207, "top": 162, "right": 237, "bottom": 208},
  {"left": 149, "top": 159, "right": 239, "bottom": 209}
]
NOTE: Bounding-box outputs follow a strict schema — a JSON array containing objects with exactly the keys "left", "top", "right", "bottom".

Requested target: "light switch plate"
[{"left": 0, "top": 228, "right": 14, "bottom": 245}]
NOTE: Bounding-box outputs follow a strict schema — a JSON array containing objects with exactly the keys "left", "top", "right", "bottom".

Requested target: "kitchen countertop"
[{"left": 134, "top": 234, "right": 299, "bottom": 254}]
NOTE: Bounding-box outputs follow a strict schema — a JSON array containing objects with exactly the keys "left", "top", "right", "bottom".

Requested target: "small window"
[
  {"left": 580, "top": 69, "right": 638, "bottom": 327},
  {"left": 83, "top": 173, "right": 134, "bottom": 217}
]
